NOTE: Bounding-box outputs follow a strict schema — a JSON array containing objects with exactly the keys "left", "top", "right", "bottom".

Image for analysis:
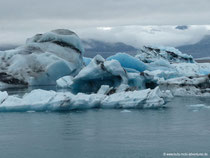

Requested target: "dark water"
[{"left": 0, "top": 97, "right": 210, "bottom": 158}]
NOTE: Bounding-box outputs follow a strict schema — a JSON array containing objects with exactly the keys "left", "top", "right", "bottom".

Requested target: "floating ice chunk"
[
  {"left": 26, "top": 111, "right": 36, "bottom": 113},
  {"left": 121, "top": 110, "right": 132, "bottom": 113},
  {"left": 187, "top": 104, "right": 210, "bottom": 110},
  {"left": 188, "top": 104, "right": 209, "bottom": 108},
  {"left": 107, "top": 53, "right": 147, "bottom": 72}
]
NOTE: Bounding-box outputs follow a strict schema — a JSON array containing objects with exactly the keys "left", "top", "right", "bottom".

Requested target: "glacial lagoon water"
[{"left": 0, "top": 97, "right": 210, "bottom": 158}]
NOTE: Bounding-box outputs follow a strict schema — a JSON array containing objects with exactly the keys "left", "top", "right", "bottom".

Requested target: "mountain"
[
  {"left": 82, "top": 39, "right": 138, "bottom": 58},
  {"left": 177, "top": 35, "right": 210, "bottom": 58},
  {"left": 2, "top": 35, "right": 210, "bottom": 59},
  {"left": 0, "top": 44, "right": 18, "bottom": 51}
]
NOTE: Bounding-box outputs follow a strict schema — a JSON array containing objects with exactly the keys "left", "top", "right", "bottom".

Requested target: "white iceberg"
[{"left": 0, "top": 87, "right": 170, "bottom": 112}]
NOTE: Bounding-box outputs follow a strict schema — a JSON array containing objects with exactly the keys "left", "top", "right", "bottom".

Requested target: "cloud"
[
  {"left": 0, "top": 0, "right": 210, "bottom": 25},
  {"left": 0, "top": 0, "right": 210, "bottom": 46}
]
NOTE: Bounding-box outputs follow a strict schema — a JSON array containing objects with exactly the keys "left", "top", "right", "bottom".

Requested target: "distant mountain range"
[
  {"left": 177, "top": 35, "right": 210, "bottom": 58},
  {"left": 0, "top": 44, "right": 17, "bottom": 51},
  {"left": 83, "top": 36, "right": 210, "bottom": 58},
  {"left": 1, "top": 35, "right": 210, "bottom": 58},
  {"left": 82, "top": 39, "right": 138, "bottom": 58}
]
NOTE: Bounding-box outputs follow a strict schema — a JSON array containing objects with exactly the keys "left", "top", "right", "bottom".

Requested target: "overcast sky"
[{"left": 1, "top": 0, "right": 210, "bottom": 47}]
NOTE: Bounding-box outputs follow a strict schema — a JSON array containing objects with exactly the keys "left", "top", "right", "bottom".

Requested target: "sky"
[{"left": 0, "top": 0, "right": 210, "bottom": 47}]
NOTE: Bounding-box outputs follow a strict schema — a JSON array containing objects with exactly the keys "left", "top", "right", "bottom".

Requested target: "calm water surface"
[{"left": 0, "top": 97, "right": 210, "bottom": 158}]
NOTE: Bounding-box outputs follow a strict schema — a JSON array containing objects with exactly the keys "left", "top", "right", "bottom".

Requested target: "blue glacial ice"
[{"left": 107, "top": 53, "right": 147, "bottom": 72}]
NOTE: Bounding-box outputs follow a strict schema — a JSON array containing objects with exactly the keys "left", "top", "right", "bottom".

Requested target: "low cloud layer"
[{"left": 76, "top": 25, "right": 210, "bottom": 48}]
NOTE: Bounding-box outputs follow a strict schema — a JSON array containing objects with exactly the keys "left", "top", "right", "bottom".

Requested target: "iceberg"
[
  {"left": 0, "top": 87, "right": 171, "bottom": 112},
  {"left": 67, "top": 55, "right": 129, "bottom": 94},
  {"left": 0, "top": 29, "right": 84, "bottom": 89}
]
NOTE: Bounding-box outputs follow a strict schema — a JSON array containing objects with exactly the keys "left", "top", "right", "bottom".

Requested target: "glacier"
[{"left": 0, "top": 29, "right": 210, "bottom": 112}]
